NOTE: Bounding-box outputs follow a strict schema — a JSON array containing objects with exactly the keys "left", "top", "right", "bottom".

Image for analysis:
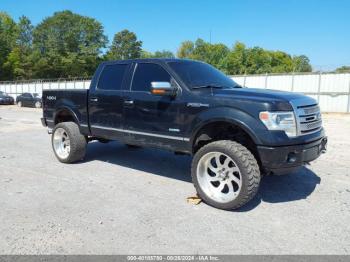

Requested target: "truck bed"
[{"left": 42, "top": 89, "right": 89, "bottom": 131}]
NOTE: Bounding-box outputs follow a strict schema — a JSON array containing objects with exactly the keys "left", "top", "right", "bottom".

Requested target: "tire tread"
[
  {"left": 191, "top": 140, "right": 260, "bottom": 210},
  {"left": 52, "top": 122, "right": 86, "bottom": 163}
]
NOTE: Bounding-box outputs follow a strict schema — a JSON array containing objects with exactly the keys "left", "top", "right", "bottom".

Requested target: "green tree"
[
  {"left": 0, "top": 12, "right": 18, "bottom": 80},
  {"left": 141, "top": 50, "right": 175, "bottom": 58},
  {"left": 17, "top": 16, "right": 33, "bottom": 49},
  {"left": 244, "top": 47, "right": 272, "bottom": 74},
  {"left": 106, "top": 29, "right": 142, "bottom": 60},
  {"left": 32, "top": 10, "right": 107, "bottom": 78},
  {"left": 292, "top": 55, "right": 312, "bottom": 72},
  {"left": 269, "top": 51, "right": 294, "bottom": 73},
  {"left": 334, "top": 66, "right": 350, "bottom": 73},
  {"left": 223, "top": 42, "right": 312, "bottom": 75},
  {"left": 177, "top": 39, "right": 229, "bottom": 71},
  {"left": 205, "top": 43, "right": 229, "bottom": 71},
  {"left": 3, "top": 16, "right": 35, "bottom": 79},
  {"left": 140, "top": 50, "right": 154, "bottom": 58},
  {"left": 177, "top": 41, "right": 195, "bottom": 58},
  {"left": 222, "top": 42, "right": 247, "bottom": 75},
  {"left": 153, "top": 50, "right": 175, "bottom": 58},
  {"left": 191, "top": 38, "right": 208, "bottom": 60}
]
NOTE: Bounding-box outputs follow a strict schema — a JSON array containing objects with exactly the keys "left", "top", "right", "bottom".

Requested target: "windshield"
[
  {"left": 0, "top": 91, "right": 8, "bottom": 96},
  {"left": 33, "top": 93, "right": 40, "bottom": 98},
  {"left": 168, "top": 60, "right": 239, "bottom": 89}
]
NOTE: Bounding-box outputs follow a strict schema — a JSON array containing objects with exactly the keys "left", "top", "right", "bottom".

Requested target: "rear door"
[{"left": 88, "top": 62, "right": 130, "bottom": 140}]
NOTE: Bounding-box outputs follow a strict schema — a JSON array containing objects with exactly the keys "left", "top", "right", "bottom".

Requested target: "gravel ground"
[{"left": 0, "top": 105, "right": 349, "bottom": 254}]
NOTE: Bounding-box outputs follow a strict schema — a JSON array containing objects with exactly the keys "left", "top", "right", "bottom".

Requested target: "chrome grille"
[
  {"left": 300, "top": 119, "right": 322, "bottom": 133},
  {"left": 296, "top": 105, "right": 322, "bottom": 135},
  {"left": 290, "top": 98, "right": 323, "bottom": 136},
  {"left": 301, "top": 106, "right": 320, "bottom": 115}
]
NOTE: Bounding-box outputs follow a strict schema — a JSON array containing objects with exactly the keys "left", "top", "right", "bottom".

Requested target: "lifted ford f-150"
[{"left": 41, "top": 59, "right": 327, "bottom": 210}]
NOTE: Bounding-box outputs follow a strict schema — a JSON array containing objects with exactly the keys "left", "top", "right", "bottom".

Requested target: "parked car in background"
[
  {"left": 0, "top": 91, "right": 14, "bottom": 105},
  {"left": 16, "top": 93, "right": 42, "bottom": 108}
]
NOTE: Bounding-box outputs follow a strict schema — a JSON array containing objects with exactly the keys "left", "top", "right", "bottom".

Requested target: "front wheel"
[
  {"left": 52, "top": 122, "right": 87, "bottom": 163},
  {"left": 191, "top": 140, "right": 260, "bottom": 210},
  {"left": 17, "top": 101, "right": 22, "bottom": 107}
]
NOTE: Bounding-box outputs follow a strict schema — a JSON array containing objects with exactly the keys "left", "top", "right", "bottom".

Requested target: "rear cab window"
[{"left": 98, "top": 64, "right": 128, "bottom": 91}]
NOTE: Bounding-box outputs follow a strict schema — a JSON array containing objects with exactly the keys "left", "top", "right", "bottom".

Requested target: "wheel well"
[
  {"left": 54, "top": 109, "right": 76, "bottom": 125},
  {"left": 192, "top": 121, "right": 260, "bottom": 162}
]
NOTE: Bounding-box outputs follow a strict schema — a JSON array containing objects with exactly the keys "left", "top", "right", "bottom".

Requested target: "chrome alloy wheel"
[
  {"left": 53, "top": 128, "right": 71, "bottom": 159},
  {"left": 197, "top": 152, "right": 242, "bottom": 203}
]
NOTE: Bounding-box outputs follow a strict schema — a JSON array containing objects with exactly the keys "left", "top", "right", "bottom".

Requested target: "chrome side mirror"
[{"left": 150, "top": 82, "right": 177, "bottom": 96}]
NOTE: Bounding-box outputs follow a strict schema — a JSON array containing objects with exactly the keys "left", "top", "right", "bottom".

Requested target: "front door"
[{"left": 123, "top": 62, "right": 187, "bottom": 149}]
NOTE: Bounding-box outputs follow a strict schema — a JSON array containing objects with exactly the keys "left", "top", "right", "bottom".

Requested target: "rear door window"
[{"left": 98, "top": 64, "right": 128, "bottom": 91}]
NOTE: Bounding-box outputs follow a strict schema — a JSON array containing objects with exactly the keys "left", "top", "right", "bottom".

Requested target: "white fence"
[
  {"left": 233, "top": 72, "right": 350, "bottom": 113},
  {"left": 1, "top": 72, "right": 350, "bottom": 112},
  {"left": 0, "top": 78, "right": 91, "bottom": 98}
]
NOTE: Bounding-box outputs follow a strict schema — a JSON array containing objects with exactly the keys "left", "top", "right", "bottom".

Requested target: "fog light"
[{"left": 287, "top": 152, "right": 297, "bottom": 163}]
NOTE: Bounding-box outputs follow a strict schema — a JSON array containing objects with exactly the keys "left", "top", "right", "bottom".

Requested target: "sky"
[{"left": 1, "top": 0, "right": 349, "bottom": 70}]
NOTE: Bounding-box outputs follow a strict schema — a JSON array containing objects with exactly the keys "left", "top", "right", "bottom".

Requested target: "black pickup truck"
[{"left": 41, "top": 59, "right": 327, "bottom": 210}]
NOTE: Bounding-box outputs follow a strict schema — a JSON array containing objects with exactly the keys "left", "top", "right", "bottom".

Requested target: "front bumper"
[{"left": 257, "top": 136, "right": 327, "bottom": 175}]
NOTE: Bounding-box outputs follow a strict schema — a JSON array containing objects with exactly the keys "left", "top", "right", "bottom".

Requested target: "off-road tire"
[
  {"left": 191, "top": 140, "right": 260, "bottom": 210},
  {"left": 52, "top": 122, "right": 87, "bottom": 163}
]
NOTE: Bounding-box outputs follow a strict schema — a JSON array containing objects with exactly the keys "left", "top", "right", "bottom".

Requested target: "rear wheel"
[
  {"left": 35, "top": 101, "right": 42, "bottom": 108},
  {"left": 191, "top": 140, "right": 260, "bottom": 210},
  {"left": 52, "top": 122, "right": 87, "bottom": 163}
]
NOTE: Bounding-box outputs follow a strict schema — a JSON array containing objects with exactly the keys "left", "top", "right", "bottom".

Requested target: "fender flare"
[
  {"left": 189, "top": 107, "right": 265, "bottom": 148},
  {"left": 53, "top": 106, "right": 80, "bottom": 125}
]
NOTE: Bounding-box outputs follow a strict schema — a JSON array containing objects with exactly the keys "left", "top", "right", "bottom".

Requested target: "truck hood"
[
  {"left": 210, "top": 87, "right": 318, "bottom": 111},
  {"left": 213, "top": 87, "right": 309, "bottom": 102}
]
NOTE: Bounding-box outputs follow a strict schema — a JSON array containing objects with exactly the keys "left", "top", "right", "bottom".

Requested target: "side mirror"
[{"left": 150, "top": 82, "right": 177, "bottom": 96}]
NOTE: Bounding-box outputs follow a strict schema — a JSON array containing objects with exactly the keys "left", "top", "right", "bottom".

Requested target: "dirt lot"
[{"left": 0, "top": 105, "right": 349, "bottom": 254}]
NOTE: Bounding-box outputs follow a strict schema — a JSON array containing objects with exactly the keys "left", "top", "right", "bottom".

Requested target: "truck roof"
[{"left": 100, "top": 58, "right": 199, "bottom": 65}]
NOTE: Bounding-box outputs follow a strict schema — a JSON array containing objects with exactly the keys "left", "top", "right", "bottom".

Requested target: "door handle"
[
  {"left": 124, "top": 100, "right": 134, "bottom": 105},
  {"left": 90, "top": 97, "right": 98, "bottom": 102}
]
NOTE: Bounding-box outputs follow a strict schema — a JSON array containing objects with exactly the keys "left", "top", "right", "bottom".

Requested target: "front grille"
[
  {"left": 302, "top": 105, "right": 320, "bottom": 115},
  {"left": 295, "top": 104, "right": 322, "bottom": 135}
]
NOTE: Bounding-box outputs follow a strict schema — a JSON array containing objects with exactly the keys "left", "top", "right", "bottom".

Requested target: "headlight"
[{"left": 259, "top": 111, "right": 297, "bottom": 137}]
